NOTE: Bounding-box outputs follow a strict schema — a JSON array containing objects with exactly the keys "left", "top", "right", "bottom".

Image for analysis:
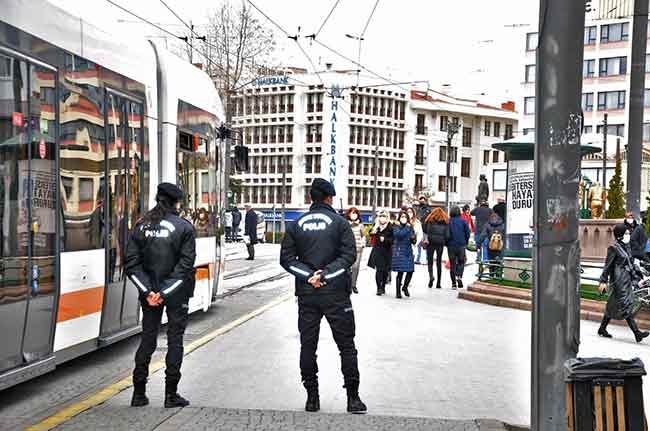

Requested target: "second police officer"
[
  {"left": 126, "top": 182, "right": 197, "bottom": 408},
  {"left": 280, "top": 178, "right": 367, "bottom": 414}
]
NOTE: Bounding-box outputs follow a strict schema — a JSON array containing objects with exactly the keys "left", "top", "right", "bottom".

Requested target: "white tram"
[{"left": 0, "top": 0, "right": 227, "bottom": 390}]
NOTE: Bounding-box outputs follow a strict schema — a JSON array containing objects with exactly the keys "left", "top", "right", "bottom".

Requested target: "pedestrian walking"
[
  {"left": 347, "top": 207, "right": 366, "bottom": 294},
  {"left": 368, "top": 210, "right": 393, "bottom": 296},
  {"left": 231, "top": 206, "right": 242, "bottom": 241},
  {"left": 423, "top": 207, "right": 449, "bottom": 289},
  {"left": 125, "top": 182, "right": 196, "bottom": 408},
  {"left": 471, "top": 201, "right": 492, "bottom": 265},
  {"left": 624, "top": 212, "right": 648, "bottom": 262},
  {"left": 392, "top": 210, "right": 416, "bottom": 298},
  {"left": 406, "top": 206, "right": 425, "bottom": 265},
  {"left": 479, "top": 212, "right": 505, "bottom": 278},
  {"left": 492, "top": 198, "right": 506, "bottom": 226},
  {"left": 447, "top": 206, "right": 470, "bottom": 289},
  {"left": 244, "top": 204, "right": 257, "bottom": 260},
  {"left": 279, "top": 178, "right": 367, "bottom": 414},
  {"left": 224, "top": 209, "right": 233, "bottom": 242},
  {"left": 597, "top": 224, "right": 650, "bottom": 343},
  {"left": 415, "top": 195, "right": 432, "bottom": 223}
]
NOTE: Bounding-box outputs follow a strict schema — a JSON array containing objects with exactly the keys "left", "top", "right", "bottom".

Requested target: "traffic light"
[{"left": 585, "top": 0, "right": 592, "bottom": 12}]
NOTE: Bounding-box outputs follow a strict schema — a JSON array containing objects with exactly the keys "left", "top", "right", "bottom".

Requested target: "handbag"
[{"left": 421, "top": 238, "right": 429, "bottom": 249}]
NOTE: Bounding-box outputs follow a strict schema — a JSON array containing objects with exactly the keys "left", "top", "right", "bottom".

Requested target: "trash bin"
[{"left": 565, "top": 357, "right": 647, "bottom": 431}]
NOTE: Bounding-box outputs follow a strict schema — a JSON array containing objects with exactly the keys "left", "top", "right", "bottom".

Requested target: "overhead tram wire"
[
  {"left": 311, "top": 0, "right": 343, "bottom": 38},
  {"left": 158, "top": 0, "right": 192, "bottom": 32},
  {"left": 360, "top": 0, "right": 380, "bottom": 39}
]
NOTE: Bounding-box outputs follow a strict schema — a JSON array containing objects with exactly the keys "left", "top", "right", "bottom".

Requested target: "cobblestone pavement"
[
  {"left": 0, "top": 246, "right": 286, "bottom": 431},
  {"left": 53, "top": 406, "right": 508, "bottom": 431}
]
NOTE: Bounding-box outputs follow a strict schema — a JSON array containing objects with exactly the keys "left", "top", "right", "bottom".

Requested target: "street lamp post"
[{"left": 445, "top": 121, "right": 460, "bottom": 213}]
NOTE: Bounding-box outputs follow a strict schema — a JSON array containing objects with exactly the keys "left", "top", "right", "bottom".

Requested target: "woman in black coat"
[
  {"left": 598, "top": 224, "right": 649, "bottom": 342},
  {"left": 423, "top": 207, "right": 449, "bottom": 289},
  {"left": 368, "top": 210, "right": 393, "bottom": 296}
]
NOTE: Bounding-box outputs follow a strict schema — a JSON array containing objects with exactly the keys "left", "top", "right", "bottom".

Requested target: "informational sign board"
[{"left": 506, "top": 159, "right": 534, "bottom": 256}]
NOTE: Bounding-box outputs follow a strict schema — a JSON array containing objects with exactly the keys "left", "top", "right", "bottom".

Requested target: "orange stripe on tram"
[
  {"left": 196, "top": 267, "right": 210, "bottom": 281},
  {"left": 57, "top": 286, "right": 105, "bottom": 323}
]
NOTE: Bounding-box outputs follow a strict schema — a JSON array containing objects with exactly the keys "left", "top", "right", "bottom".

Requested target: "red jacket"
[{"left": 461, "top": 212, "right": 475, "bottom": 233}]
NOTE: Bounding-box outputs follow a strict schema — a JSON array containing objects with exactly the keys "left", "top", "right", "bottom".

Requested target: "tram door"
[
  {"left": 0, "top": 56, "right": 58, "bottom": 374},
  {"left": 99, "top": 91, "right": 144, "bottom": 341}
]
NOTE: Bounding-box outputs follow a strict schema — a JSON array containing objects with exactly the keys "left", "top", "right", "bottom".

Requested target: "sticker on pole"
[
  {"left": 12, "top": 112, "right": 23, "bottom": 127},
  {"left": 39, "top": 139, "right": 47, "bottom": 159}
]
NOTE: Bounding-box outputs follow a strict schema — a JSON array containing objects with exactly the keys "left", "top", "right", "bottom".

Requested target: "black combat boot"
[
  {"left": 305, "top": 388, "right": 320, "bottom": 412},
  {"left": 626, "top": 317, "right": 649, "bottom": 343},
  {"left": 130, "top": 382, "right": 149, "bottom": 407},
  {"left": 352, "top": 286, "right": 359, "bottom": 294},
  {"left": 164, "top": 382, "right": 190, "bottom": 408},
  {"left": 395, "top": 278, "right": 402, "bottom": 299},
  {"left": 598, "top": 316, "right": 613, "bottom": 338},
  {"left": 428, "top": 276, "right": 434, "bottom": 288},
  {"left": 345, "top": 384, "right": 367, "bottom": 414},
  {"left": 402, "top": 283, "right": 410, "bottom": 297}
]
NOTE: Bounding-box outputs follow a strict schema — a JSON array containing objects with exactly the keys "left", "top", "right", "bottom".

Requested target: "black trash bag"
[{"left": 565, "top": 357, "right": 646, "bottom": 382}]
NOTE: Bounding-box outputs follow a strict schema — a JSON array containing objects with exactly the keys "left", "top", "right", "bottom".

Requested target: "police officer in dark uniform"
[
  {"left": 280, "top": 178, "right": 367, "bottom": 414},
  {"left": 125, "top": 182, "right": 196, "bottom": 408}
]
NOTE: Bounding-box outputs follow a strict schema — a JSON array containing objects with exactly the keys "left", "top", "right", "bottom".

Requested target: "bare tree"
[{"left": 197, "top": 0, "right": 277, "bottom": 123}]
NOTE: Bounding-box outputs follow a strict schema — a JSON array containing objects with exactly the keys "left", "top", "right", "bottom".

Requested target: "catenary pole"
[
  {"left": 602, "top": 113, "right": 607, "bottom": 213},
  {"left": 444, "top": 121, "right": 459, "bottom": 213},
  {"left": 626, "top": 0, "right": 648, "bottom": 218},
  {"left": 532, "top": 0, "right": 585, "bottom": 429}
]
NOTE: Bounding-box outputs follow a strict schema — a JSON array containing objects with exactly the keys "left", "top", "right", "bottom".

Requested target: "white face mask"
[
  {"left": 626, "top": 218, "right": 634, "bottom": 224},
  {"left": 622, "top": 234, "right": 631, "bottom": 244},
  {"left": 350, "top": 214, "right": 358, "bottom": 221},
  {"left": 400, "top": 217, "right": 408, "bottom": 224}
]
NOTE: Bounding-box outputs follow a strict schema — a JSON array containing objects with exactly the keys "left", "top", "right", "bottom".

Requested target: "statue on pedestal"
[{"left": 588, "top": 181, "right": 606, "bottom": 219}]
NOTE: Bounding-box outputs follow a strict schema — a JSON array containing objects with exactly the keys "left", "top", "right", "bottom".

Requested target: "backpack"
[{"left": 488, "top": 231, "right": 503, "bottom": 252}]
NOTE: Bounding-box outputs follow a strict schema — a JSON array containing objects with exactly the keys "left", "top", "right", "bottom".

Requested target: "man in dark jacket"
[
  {"left": 492, "top": 198, "right": 506, "bottom": 227},
  {"left": 125, "top": 182, "right": 196, "bottom": 408},
  {"left": 231, "top": 206, "right": 242, "bottom": 240},
  {"left": 480, "top": 213, "right": 505, "bottom": 278},
  {"left": 280, "top": 178, "right": 366, "bottom": 414},
  {"left": 448, "top": 206, "right": 471, "bottom": 289},
  {"left": 244, "top": 204, "right": 258, "bottom": 260},
  {"left": 415, "top": 195, "right": 432, "bottom": 222},
  {"left": 624, "top": 212, "right": 648, "bottom": 262},
  {"left": 471, "top": 201, "right": 492, "bottom": 263}
]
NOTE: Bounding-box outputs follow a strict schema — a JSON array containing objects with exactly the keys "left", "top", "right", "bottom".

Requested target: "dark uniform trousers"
[
  {"left": 133, "top": 301, "right": 189, "bottom": 390},
  {"left": 298, "top": 293, "right": 359, "bottom": 390}
]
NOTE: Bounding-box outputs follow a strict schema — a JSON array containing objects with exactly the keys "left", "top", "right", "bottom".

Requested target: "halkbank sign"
[{"left": 254, "top": 76, "right": 289, "bottom": 86}]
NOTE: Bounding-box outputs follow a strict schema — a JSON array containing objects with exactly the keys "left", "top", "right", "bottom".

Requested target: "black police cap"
[
  {"left": 157, "top": 182, "right": 184, "bottom": 202},
  {"left": 311, "top": 178, "right": 336, "bottom": 197}
]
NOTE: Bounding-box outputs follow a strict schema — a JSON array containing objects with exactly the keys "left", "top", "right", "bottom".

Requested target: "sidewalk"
[{"left": 47, "top": 249, "right": 650, "bottom": 430}]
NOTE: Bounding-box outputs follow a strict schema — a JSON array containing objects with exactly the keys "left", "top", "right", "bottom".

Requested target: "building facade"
[
  {"left": 230, "top": 71, "right": 518, "bottom": 230},
  {"left": 519, "top": 15, "right": 650, "bottom": 203}
]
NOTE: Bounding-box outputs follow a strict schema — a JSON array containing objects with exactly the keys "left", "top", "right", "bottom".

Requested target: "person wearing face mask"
[
  {"left": 391, "top": 210, "right": 416, "bottom": 298},
  {"left": 368, "top": 210, "right": 394, "bottom": 296},
  {"left": 406, "top": 206, "right": 425, "bottom": 265},
  {"left": 597, "top": 224, "right": 649, "bottom": 342},
  {"left": 447, "top": 206, "right": 471, "bottom": 289},
  {"left": 624, "top": 212, "right": 648, "bottom": 262},
  {"left": 346, "top": 207, "right": 366, "bottom": 294}
]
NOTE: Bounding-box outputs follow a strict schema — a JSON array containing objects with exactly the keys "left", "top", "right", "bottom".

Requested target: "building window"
[
  {"left": 526, "top": 32, "right": 538, "bottom": 51},
  {"left": 438, "top": 176, "right": 457, "bottom": 193},
  {"left": 416, "top": 113, "right": 426, "bottom": 135},
  {"left": 505, "top": 124, "right": 513, "bottom": 139},
  {"left": 461, "top": 157, "right": 471, "bottom": 178},
  {"left": 582, "top": 93, "right": 594, "bottom": 112},
  {"left": 525, "top": 64, "right": 536, "bottom": 83},
  {"left": 492, "top": 150, "right": 499, "bottom": 163},
  {"left": 414, "top": 174, "right": 423, "bottom": 193},
  {"left": 440, "top": 115, "right": 448, "bottom": 131},
  {"left": 439, "top": 146, "right": 457, "bottom": 163},
  {"left": 584, "top": 25, "right": 597, "bottom": 45},
  {"left": 524, "top": 97, "right": 535, "bottom": 115},
  {"left": 523, "top": 128, "right": 535, "bottom": 136},
  {"left": 597, "top": 123, "right": 625, "bottom": 137},
  {"left": 493, "top": 121, "right": 501, "bottom": 138},
  {"left": 483, "top": 150, "right": 490, "bottom": 166},
  {"left": 583, "top": 59, "right": 596, "bottom": 78},
  {"left": 462, "top": 127, "right": 472, "bottom": 147},
  {"left": 599, "top": 56, "right": 627, "bottom": 77},
  {"left": 597, "top": 90, "right": 626, "bottom": 110},
  {"left": 583, "top": 125, "right": 593, "bottom": 134},
  {"left": 644, "top": 123, "right": 650, "bottom": 142},
  {"left": 415, "top": 144, "right": 425, "bottom": 165},
  {"left": 484, "top": 121, "right": 491, "bottom": 136},
  {"left": 601, "top": 22, "right": 629, "bottom": 43}
]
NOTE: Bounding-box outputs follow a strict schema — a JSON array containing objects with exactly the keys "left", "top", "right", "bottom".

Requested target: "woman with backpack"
[
  {"left": 368, "top": 210, "right": 393, "bottom": 296},
  {"left": 479, "top": 212, "right": 505, "bottom": 278},
  {"left": 346, "top": 207, "right": 366, "bottom": 294},
  {"left": 391, "top": 210, "right": 416, "bottom": 298},
  {"left": 423, "top": 208, "right": 449, "bottom": 289}
]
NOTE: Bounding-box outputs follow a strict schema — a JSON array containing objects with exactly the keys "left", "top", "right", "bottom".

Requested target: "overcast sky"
[{"left": 48, "top": 0, "right": 541, "bottom": 102}]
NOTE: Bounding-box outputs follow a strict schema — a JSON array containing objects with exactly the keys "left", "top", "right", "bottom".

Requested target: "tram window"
[
  {"left": 0, "top": 55, "right": 9, "bottom": 77},
  {"left": 59, "top": 82, "right": 105, "bottom": 252}
]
